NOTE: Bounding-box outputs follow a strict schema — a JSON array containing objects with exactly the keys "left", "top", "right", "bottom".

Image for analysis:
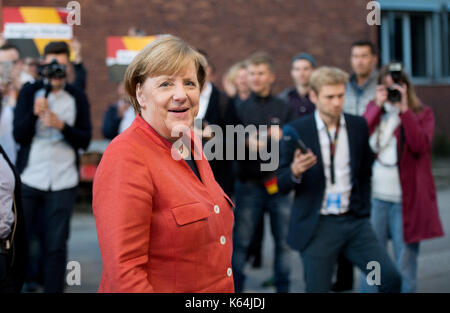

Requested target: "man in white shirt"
[
  {"left": 277, "top": 67, "right": 401, "bottom": 292},
  {"left": 13, "top": 41, "right": 91, "bottom": 293}
]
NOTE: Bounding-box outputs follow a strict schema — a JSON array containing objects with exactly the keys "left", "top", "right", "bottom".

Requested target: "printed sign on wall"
[
  {"left": 2, "top": 6, "right": 73, "bottom": 58},
  {"left": 106, "top": 36, "right": 158, "bottom": 82}
]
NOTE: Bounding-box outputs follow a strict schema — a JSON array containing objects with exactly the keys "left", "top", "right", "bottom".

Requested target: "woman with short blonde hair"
[
  {"left": 124, "top": 35, "right": 207, "bottom": 114},
  {"left": 93, "top": 35, "right": 235, "bottom": 293}
]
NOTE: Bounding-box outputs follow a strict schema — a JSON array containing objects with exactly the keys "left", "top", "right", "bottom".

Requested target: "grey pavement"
[{"left": 65, "top": 158, "right": 450, "bottom": 293}]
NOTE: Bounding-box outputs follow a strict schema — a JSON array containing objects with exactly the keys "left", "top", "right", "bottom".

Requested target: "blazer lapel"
[
  {"left": 344, "top": 114, "right": 357, "bottom": 177},
  {"left": 303, "top": 115, "right": 324, "bottom": 177},
  {"left": 189, "top": 130, "right": 211, "bottom": 187}
]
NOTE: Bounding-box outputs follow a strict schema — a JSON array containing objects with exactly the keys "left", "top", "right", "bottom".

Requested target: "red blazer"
[
  {"left": 364, "top": 101, "right": 444, "bottom": 243},
  {"left": 93, "top": 115, "right": 235, "bottom": 292}
]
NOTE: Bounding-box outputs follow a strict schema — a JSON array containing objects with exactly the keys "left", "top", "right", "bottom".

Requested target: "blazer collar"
[
  {"left": 309, "top": 113, "right": 356, "bottom": 179},
  {"left": 134, "top": 114, "right": 204, "bottom": 153},
  {"left": 133, "top": 114, "right": 210, "bottom": 185},
  {"left": 343, "top": 114, "right": 357, "bottom": 174},
  {"left": 308, "top": 114, "right": 323, "bottom": 174},
  {"left": 133, "top": 114, "right": 173, "bottom": 149},
  {"left": 314, "top": 110, "right": 346, "bottom": 132}
]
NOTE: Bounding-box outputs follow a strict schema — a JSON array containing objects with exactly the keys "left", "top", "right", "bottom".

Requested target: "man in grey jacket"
[{"left": 343, "top": 40, "right": 378, "bottom": 116}]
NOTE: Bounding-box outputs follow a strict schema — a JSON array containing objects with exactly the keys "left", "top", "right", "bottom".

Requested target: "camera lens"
[{"left": 387, "top": 87, "right": 401, "bottom": 103}]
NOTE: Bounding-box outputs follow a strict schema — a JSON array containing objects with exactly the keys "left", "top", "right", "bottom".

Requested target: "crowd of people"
[{"left": 0, "top": 33, "right": 445, "bottom": 293}]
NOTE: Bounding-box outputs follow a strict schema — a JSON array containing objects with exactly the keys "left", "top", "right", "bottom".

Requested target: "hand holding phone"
[
  {"left": 291, "top": 140, "right": 317, "bottom": 178},
  {"left": 296, "top": 138, "right": 308, "bottom": 154}
]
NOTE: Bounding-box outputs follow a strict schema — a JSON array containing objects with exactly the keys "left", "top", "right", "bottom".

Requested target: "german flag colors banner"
[
  {"left": 264, "top": 176, "right": 279, "bottom": 195},
  {"left": 2, "top": 6, "right": 72, "bottom": 58},
  {"left": 106, "top": 36, "right": 158, "bottom": 82}
]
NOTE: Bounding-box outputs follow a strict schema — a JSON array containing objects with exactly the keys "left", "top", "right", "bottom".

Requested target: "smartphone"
[{"left": 296, "top": 138, "right": 308, "bottom": 154}]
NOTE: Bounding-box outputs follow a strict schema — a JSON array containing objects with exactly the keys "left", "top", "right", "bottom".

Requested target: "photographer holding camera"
[
  {"left": 13, "top": 41, "right": 91, "bottom": 293},
  {"left": 360, "top": 63, "right": 444, "bottom": 292}
]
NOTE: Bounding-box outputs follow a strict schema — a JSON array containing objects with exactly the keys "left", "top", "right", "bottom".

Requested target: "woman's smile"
[{"left": 167, "top": 106, "right": 190, "bottom": 118}]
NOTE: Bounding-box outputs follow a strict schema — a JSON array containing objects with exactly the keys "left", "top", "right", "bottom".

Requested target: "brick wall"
[
  {"left": 2, "top": 0, "right": 449, "bottom": 141},
  {"left": 415, "top": 85, "right": 450, "bottom": 139}
]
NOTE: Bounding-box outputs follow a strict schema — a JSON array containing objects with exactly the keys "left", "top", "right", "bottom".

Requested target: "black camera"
[
  {"left": 387, "top": 63, "right": 403, "bottom": 103},
  {"left": 38, "top": 59, "right": 67, "bottom": 79}
]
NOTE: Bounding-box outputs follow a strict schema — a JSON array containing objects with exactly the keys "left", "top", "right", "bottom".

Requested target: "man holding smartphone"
[{"left": 278, "top": 66, "right": 401, "bottom": 292}]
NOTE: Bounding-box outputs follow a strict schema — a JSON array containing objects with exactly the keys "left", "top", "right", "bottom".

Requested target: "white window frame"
[{"left": 378, "top": 0, "right": 450, "bottom": 84}]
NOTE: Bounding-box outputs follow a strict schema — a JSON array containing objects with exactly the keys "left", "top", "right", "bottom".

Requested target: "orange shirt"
[{"left": 93, "top": 115, "right": 235, "bottom": 292}]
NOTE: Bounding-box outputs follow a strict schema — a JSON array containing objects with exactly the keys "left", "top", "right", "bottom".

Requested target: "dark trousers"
[
  {"left": 334, "top": 253, "right": 354, "bottom": 289},
  {"left": 300, "top": 214, "right": 402, "bottom": 293},
  {"left": 246, "top": 211, "right": 265, "bottom": 267},
  {"left": 232, "top": 180, "right": 292, "bottom": 293},
  {"left": 21, "top": 184, "right": 77, "bottom": 293}
]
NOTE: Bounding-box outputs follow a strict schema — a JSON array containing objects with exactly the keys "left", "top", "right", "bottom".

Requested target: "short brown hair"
[
  {"left": 246, "top": 52, "right": 274, "bottom": 72},
  {"left": 309, "top": 66, "right": 349, "bottom": 94},
  {"left": 124, "top": 35, "right": 207, "bottom": 114},
  {"left": 351, "top": 40, "right": 377, "bottom": 55},
  {"left": 44, "top": 41, "right": 70, "bottom": 58}
]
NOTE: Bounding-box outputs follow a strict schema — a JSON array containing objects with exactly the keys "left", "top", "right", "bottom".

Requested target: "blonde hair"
[
  {"left": 124, "top": 35, "right": 207, "bottom": 114},
  {"left": 246, "top": 52, "right": 274, "bottom": 72},
  {"left": 225, "top": 61, "right": 247, "bottom": 85},
  {"left": 309, "top": 66, "right": 349, "bottom": 94}
]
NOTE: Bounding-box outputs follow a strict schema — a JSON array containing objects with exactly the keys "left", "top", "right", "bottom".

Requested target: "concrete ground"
[{"left": 65, "top": 158, "right": 450, "bottom": 293}]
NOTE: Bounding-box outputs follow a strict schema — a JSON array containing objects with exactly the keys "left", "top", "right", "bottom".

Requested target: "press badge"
[{"left": 325, "top": 193, "right": 341, "bottom": 214}]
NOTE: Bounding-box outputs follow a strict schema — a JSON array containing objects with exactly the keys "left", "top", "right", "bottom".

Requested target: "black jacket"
[
  {"left": 0, "top": 145, "right": 27, "bottom": 293},
  {"left": 202, "top": 84, "right": 238, "bottom": 196},
  {"left": 277, "top": 113, "right": 374, "bottom": 252},
  {"left": 13, "top": 81, "right": 92, "bottom": 174},
  {"left": 72, "top": 63, "right": 87, "bottom": 91},
  {"left": 235, "top": 92, "right": 294, "bottom": 183},
  {"left": 102, "top": 104, "right": 122, "bottom": 140}
]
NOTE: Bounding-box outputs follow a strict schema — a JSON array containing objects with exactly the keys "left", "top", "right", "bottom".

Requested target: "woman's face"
[
  {"left": 235, "top": 68, "right": 249, "bottom": 93},
  {"left": 383, "top": 74, "right": 396, "bottom": 88},
  {"left": 137, "top": 61, "right": 200, "bottom": 142}
]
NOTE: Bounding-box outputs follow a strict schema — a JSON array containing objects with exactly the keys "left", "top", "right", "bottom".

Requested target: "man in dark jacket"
[
  {"left": 195, "top": 51, "right": 238, "bottom": 197},
  {"left": 278, "top": 52, "right": 316, "bottom": 119},
  {"left": 277, "top": 66, "right": 401, "bottom": 292},
  {"left": 232, "top": 52, "right": 294, "bottom": 293},
  {"left": 13, "top": 41, "right": 91, "bottom": 293}
]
